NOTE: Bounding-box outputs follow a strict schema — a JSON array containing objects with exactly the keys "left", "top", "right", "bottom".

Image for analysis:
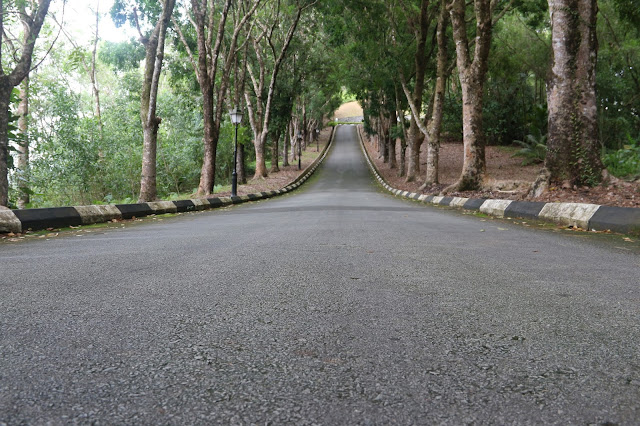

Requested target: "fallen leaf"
[{"left": 623, "top": 237, "right": 634, "bottom": 242}]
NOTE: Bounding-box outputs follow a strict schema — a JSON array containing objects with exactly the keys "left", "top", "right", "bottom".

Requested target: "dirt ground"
[{"left": 362, "top": 129, "right": 640, "bottom": 209}]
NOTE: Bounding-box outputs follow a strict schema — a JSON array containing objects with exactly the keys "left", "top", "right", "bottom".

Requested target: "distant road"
[
  {"left": 334, "top": 101, "right": 363, "bottom": 119},
  {"left": 1, "top": 126, "right": 639, "bottom": 424}
]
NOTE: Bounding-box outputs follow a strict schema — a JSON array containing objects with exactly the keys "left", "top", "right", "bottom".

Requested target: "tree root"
[{"left": 527, "top": 167, "right": 551, "bottom": 198}]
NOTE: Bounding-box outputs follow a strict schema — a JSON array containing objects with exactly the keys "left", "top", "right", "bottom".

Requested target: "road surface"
[{"left": 1, "top": 126, "right": 639, "bottom": 424}]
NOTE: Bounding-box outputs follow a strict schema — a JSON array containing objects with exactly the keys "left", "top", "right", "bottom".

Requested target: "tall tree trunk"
[
  {"left": 251, "top": 6, "right": 303, "bottom": 179},
  {"left": 0, "top": 0, "right": 51, "bottom": 207},
  {"left": 381, "top": 110, "right": 390, "bottom": 164},
  {"left": 395, "top": 84, "right": 407, "bottom": 177},
  {"left": 237, "top": 143, "right": 246, "bottom": 184},
  {"left": 545, "top": 0, "right": 601, "bottom": 186},
  {"left": 91, "top": 1, "right": 103, "bottom": 136},
  {"left": 389, "top": 108, "right": 397, "bottom": 169},
  {"left": 445, "top": 0, "right": 493, "bottom": 192},
  {"left": 270, "top": 130, "right": 280, "bottom": 172},
  {"left": 404, "top": 0, "right": 430, "bottom": 182},
  {"left": 283, "top": 121, "right": 290, "bottom": 166},
  {"left": 138, "top": 0, "right": 176, "bottom": 202},
  {"left": 189, "top": 0, "right": 232, "bottom": 196},
  {"left": 0, "top": 90, "right": 11, "bottom": 207},
  {"left": 16, "top": 77, "right": 29, "bottom": 208},
  {"left": 399, "top": 140, "right": 407, "bottom": 177},
  {"left": 423, "top": 0, "right": 449, "bottom": 187}
]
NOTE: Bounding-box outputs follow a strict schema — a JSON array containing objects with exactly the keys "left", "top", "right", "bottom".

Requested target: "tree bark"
[
  {"left": 0, "top": 0, "right": 51, "bottom": 207},
  {"left": 138, "top": 0, "right": 176, "bottom": 202},
  {"left": 283, "top": 121, "right": 290, "bottom": 166},
  {"left": 237, "top": 143, "right": 246, "bottom": 184},
  {"left": 380, "top": 110, "right": 389, "bottom": 163},
  {"left": 545, "top": 0, "right": 601, "bottom": 186},
  {"left": 388, "top": 108, "right": 397, "bottom": 168},
  {"left": 270, "top": 130, "right": 280, "bottom": 172},
  {"left": 16, "top": 77, "right": 29, "bottom": 208}
]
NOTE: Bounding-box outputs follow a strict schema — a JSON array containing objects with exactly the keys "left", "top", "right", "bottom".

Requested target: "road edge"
[{"left": 355, "top": 124, "right": 640, "bottom": 236}]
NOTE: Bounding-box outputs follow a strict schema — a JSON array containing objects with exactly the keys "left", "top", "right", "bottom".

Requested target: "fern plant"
[
  {"left": 513, "top": 131, "right": 547, "bottom": 165},
  {"left": 603, "top": 135, "right": 640, "bottom": 179}
]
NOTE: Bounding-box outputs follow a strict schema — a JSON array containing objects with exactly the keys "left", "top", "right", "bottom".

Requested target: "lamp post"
[
  {"left": 229, "top": 106, "right": 243, "bottom": 197},
  {"left": 297, "top": 131, "right": 302, "bottom": 170}
]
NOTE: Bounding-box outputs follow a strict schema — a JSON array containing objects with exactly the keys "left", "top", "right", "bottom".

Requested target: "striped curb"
[
  {"left": 0, "top": 128, "right": 336, "bottom": 234},
  {"left": 356, "top": 124, "right": 640, "bottom": 235}
]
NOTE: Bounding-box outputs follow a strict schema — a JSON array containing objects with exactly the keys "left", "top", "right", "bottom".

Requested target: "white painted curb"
[
  {"left": 539, "top": 203, "right": 601, "bottom": 229},
  {"left": 74, "top": 205, "right": 122, "bottom": 225},
  {"left": 480, "top": 200, "right": 513, "bottom": 218}
]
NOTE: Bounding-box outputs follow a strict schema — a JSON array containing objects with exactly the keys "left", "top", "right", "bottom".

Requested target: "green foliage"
[
  {"left": 513, "top": 132, "right": 547, "bottom": 165},
  {"left": 390, "top": 124, "right": 405, "bottom": 142},
  {"left": 110, "top": 0, "right": 163, "bottom": 31},
  {"left": 28, "top": 80, "right": 102, "bottom": 206},
  {"left": 99, "top": 40, "right": 146, "bottom": 71},
  {"left": 597, "top": 0, "right": 640, "bottom": 150},
  {"left": 603, "top": 137, "right": 640, "bottom": 179}
]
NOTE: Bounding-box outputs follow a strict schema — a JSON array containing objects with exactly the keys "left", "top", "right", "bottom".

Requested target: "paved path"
[{"left": 1, "top": 126, "right": 639, "bottom": 424}]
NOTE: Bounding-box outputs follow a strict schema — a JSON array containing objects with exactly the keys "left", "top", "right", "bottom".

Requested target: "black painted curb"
[
  {"left": 13, "top": 207, "right": 83, "bottom": 231},
  {"left": 589, "top": 206, "right": 640, "bottom": 235},
  {"left": 356, "top": 124, "right": 640, "bottom": 236},
  {"left": 1, "top": 127, "right": 336, "bottom": 234}
]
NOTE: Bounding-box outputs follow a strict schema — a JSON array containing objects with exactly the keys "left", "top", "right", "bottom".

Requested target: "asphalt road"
[{"left": 1, "top": 125, "right": 639, "bottom": 425}]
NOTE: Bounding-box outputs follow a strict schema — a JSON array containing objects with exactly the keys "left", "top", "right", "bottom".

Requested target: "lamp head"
[{"left": 229, "top": 106, "right": 243, "bottom": 125}]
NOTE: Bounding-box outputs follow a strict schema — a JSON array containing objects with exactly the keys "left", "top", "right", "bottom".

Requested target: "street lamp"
[
  {"left": 297, "top": 131, "right": 303, "bottom": 170},
  {"left": 229, "top": 106, "right": 243, "bottom": 197}
]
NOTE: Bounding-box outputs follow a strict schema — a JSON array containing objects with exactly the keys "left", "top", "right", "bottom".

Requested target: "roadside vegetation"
[{"left": 0, "top": 0, "right": 638, "bottom": 209}]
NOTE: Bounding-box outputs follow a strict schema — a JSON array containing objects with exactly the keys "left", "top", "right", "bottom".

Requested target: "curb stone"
[
  {"left": 0, "top": 128, "right": 336, "bottom": 234},
  {"left": 355, "top": 124, "right": 640, "bottom": 236}
]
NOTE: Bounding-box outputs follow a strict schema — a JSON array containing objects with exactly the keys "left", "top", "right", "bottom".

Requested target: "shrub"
[
  {"left": 512, "top": 131, "right": 547, "bottom": 165},
  {"left": 603, "top": 136, "right": 640, "bottom": 179}
]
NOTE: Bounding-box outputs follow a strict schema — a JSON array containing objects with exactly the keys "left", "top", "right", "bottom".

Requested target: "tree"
[
  {"left": 174, "top": 0, "right": 260, "bottom": 196},
  {"left": 54, "top": 1, "right": 104, "bottom": 136},
  {"left": 422, "top": 0, "right": 449, "bottom": 187},
  {"left": 16, "top": 77, "right": 29, "bottom": 208},
  {"left": 396, "top": 0, "right": 432, "bottom": 183},
  {"left": 539, "top": 0, "right": 602, "bottom": 189},
  {"left": 0, "top": 0, "right": 51, "bottom": 207},
  {"left": 244, "top": 0, "right": 307, "bottom": 179},
  {"left": 444, "top": 0, "right": 513, "bottom": 192},
  {"left": 137, "top": 0, "right": 176, "bottom": 202}
]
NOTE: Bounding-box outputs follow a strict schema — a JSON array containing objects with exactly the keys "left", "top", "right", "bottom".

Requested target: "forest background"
[{"left": 0, "top": 0, "right": 638, "bottom": 209}]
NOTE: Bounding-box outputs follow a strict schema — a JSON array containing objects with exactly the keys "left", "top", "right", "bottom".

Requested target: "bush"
[
  {"left": 603, "top": 137, "right": 640, "bottom": 179},
  {"left": 512, "top": 131, "right": 547, "bottom": 165}
]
